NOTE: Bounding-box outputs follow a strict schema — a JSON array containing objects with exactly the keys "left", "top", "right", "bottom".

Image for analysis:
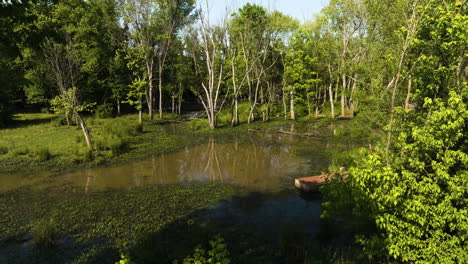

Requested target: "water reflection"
[
  {"left": 0, "top": 122, "right": 360, "bottom": 193},
  {"left": 58, "top": 135, "right": 314, "bottom": 192}
]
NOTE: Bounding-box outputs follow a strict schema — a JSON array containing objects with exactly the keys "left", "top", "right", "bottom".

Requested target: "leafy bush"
[
  {"left": 12, "top": 147, "right": 30, "bottom": 157},
  {"left": 135, "top": 123, "right": 144, "bottom": 134},
  {"left": 36, "top": 147, "right": 51, "bottom": 161},
  {"left": 32, "top": 218, "right": 59, "bottom": 248},
  {"left": 103, "top": 122, "right": 142, "bottom": 139},
  {"left": 0, "top": 145, "right": 8, "bottom": 155},
  {"left": 84, "top": 149, "right": 94, "bottom": 161},
  {"left": 110, "top": 139, "right": 129, "bottom": 156},
  {"left": 178, "top": 235, "right": 230, "bottom": 264},
  {"left": 115, "top": 254, "right": 136, "bottom": 264},
  {"left": 95, "top": 103, "right": 114, "bottom": 119}
]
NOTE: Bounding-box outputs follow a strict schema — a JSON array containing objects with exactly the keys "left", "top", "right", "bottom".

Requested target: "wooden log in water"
[
  {"left": 295, "top": 168, "right": 348, "bottom": 192},
  {"left": 294, "top": 175, "right": 327, "bottom": 192}
]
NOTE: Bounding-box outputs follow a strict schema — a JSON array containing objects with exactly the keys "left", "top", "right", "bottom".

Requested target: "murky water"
[
  {"left": 0, "top": 122, "right": 360, "bottom": 262},
  {"left": 1, "top": 124, "right": 350, "bottom": 193}
]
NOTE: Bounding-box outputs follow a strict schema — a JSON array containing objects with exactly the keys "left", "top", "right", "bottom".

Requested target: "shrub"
[
  {"left": 115, "top": 254, "right": 136, "bottom": 264},
  {"left": 110, "top": 139, "right": 129, "bottom": 156},
  {"left": 134, "top": 123, "right": 144, "bottom": 134},
  {"left": 95, "top": 103, "right": 114, "bottom": 119},
  {"left": 179, "top": 235, "right": 230, "bottom": 264},
  {"left": 12, "top": 147, "right": 30, "bottom": 157},
  {"left": 31, "top": 218, "right": 59, "bottom": 248},
  {"left": 0, "top": 145, "right": 8, "bottom": 155},
  {"left": 84, "top": 149, "right": 94, "bottom": 161},
  {"left": 36, "top": 147, "right": 51, "bottom": 161}
]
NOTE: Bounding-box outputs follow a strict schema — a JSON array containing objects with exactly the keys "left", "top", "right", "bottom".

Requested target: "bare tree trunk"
[
  {"left": 341, "top": 73, "right": 346, "bottom": 117},
  {"left": 349, "top": 74, "right": 357, "bottom": 117},
  {"left": 117, "top": 99, "right": 121, "bottom": 116},
  {"left": 290, "top": 86, "right": 295, "bottom": 120},
  {"left": 177, "top": 93, "right": 182, "bottom": 115},
  {"left": 231, "top": 94, "right": 239, "bottom": 126},
  {"left": 138, "top": 96, "right": 143, "bottom": 124},
  {"left": 329, "top": 83, "right": 335, "bottom": 119},
  {"left": 65, "top": 115, "right": 71, "bottom": 127},
  {"left": 171, "top": 96, "right": 175, "bottom": 115},
  {"left": 75, "top": 111, "right": 92, "bottom": 150},
  {"left": 282, "top": 80, "right": 287, "bottom": 120},
  {"left": 158, "top": 68, "right": 163, "bottom": 119},
  {"left": 404, "top": 73, "right": 412, "bottom": 111},
  {"left": 147, "top": 60, "right": 154, "bottom": 120}
]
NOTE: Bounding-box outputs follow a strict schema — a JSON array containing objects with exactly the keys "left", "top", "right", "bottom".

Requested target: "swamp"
[{"left": 0, "top": 0, "right": 466, "bottom": 263}]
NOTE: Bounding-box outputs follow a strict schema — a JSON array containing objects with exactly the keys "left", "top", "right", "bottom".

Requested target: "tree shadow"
[
  {"left": 128, "top": 189, "right": 327, "bottom": 264},
  {"left": 6, "top": 115, "right": 55, "bottom": 129}
]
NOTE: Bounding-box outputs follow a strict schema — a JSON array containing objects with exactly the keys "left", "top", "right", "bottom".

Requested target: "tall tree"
[{"left": 188, "top": 4, "right": 228, "bottom": 129}]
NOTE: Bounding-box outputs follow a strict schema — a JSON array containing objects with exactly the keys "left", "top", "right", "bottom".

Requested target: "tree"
[
  {"left": 188, "top": 3, "right": 228, "bottom": 129},
  {"left": 43, "top": 39, "right": 93, "bottom": 149},
  {"left": 284, "top": 27, "right": 319, "bottom": 120},
  {"left": 324, "top": 1, "right": 468, "bottom": 262},
  {"left": 153, "top": 0, "right": 195, "bottom": 119}
]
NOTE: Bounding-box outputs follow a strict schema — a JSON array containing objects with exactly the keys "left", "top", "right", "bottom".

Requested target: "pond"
[{"left": 0, "top": 122, "right": 360, "bottom": 263}]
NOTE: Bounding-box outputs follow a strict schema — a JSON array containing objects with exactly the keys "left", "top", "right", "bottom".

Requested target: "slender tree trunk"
[
  {"left": 65, "top": 115, "right": 71, "bottom": 127},
  {"left": 231, "top": 93, "right": 239, "bottom": 127},
  {"left": 349, "top": 74, "right": 357, "bottom": 117},
  {"left": 329, "top": 83, "right": 335, "bottom": 119},
  {"left": 138, "top": 96, "right": 143, "bottom": 124},
  {"left": 75, "top": 111, "right": 92, "bottom": 150},
  {"left": 177, "top": 94, "right": 182, "bottom": 115},
  {"left": 290, "top": 85, "right": 295, "bottom": 120},
  {"left": 147, "top": 60, "right": 154, "bottom": 120},
  {"left": 404, "top": 73, "right": 412, "bottom": 111},
  {"left": 171, "top": 96, "right": 175, "bottom": 115},
  {"left": 282, "top": 81, "right": 287, "bottom": 120},
  {"left": 158, "top": 68, "right": 163, "bottom": 119},
  {"left": 341, "top": 73, "right": 346, "bottom": 117},
  {"left": 117, "top": 99, "right": 121, "bottom": 116}
]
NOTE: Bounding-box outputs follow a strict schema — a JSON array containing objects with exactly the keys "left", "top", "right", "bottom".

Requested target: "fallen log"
[
  {"left": 294, "top": 175, "right": 327, "bottom": 192},
  {"left": 295, "top": 168, "right": 348, "bottom": 192}
]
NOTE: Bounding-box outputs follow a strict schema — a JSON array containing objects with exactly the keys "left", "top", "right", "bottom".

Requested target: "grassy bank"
[
  {"left": 0, "top": 112, "right": 377, "bottom": 175},
  {"left": 0, "top": 113, "right": 191, "bottom": 174}
]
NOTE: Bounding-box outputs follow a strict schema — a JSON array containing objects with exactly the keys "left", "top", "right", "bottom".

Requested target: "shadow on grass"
[{"left": 7, "top": 115, "right": 55, "bottom": 129}]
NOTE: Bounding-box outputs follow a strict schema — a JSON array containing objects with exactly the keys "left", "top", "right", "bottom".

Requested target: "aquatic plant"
[
  {"left": 178, "top": 235, "right": 230, "bottom": 264},
  {"left": 31, "top": 218, "right": 59, "bottom": 248}
]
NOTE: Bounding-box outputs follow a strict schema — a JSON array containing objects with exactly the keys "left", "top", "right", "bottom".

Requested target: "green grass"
[
  {"left": 0, "top": 113, "right": 190, "bottom": 174},
  {"left": 0, "top": 111, "right": 375, "bottom": 175}
]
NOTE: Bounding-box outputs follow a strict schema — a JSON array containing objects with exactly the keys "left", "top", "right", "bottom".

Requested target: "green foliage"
[
  {"left": 178, "top": 235, "right": 230, "bottom": 264},
  {"left": 323, "top": 1, "right": 468, "bottom": 262},
  {"left": 110, "top": 139, "right": 130, "bottom": 156},
  {"left": 50, "top": 88, "right": 96, "bottom": 126},
  {"left": 36, "top": 147, "right": 51, "bottom": 161},
  {"left": 0, "top": 145, "right": 8, "bottom": 155},
  {"left": 115, "top": 254, "right": 136, "bottom": 264},
  {"left": 95, "top": 103, "right": 114, "bottom": 119},
  {"left": 83, "top": 149, "right": 94, "bottom": 162},
  {"left": 12, "top": 147, "right": 30, "bottom": 157},
  {"left": 31, "top": 218, "right": 59, "bottom": 248}
]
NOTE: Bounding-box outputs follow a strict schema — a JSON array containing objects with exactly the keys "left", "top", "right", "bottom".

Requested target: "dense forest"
[{"left": 0, "top": 0, "right": 467, "bottom": 263}]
